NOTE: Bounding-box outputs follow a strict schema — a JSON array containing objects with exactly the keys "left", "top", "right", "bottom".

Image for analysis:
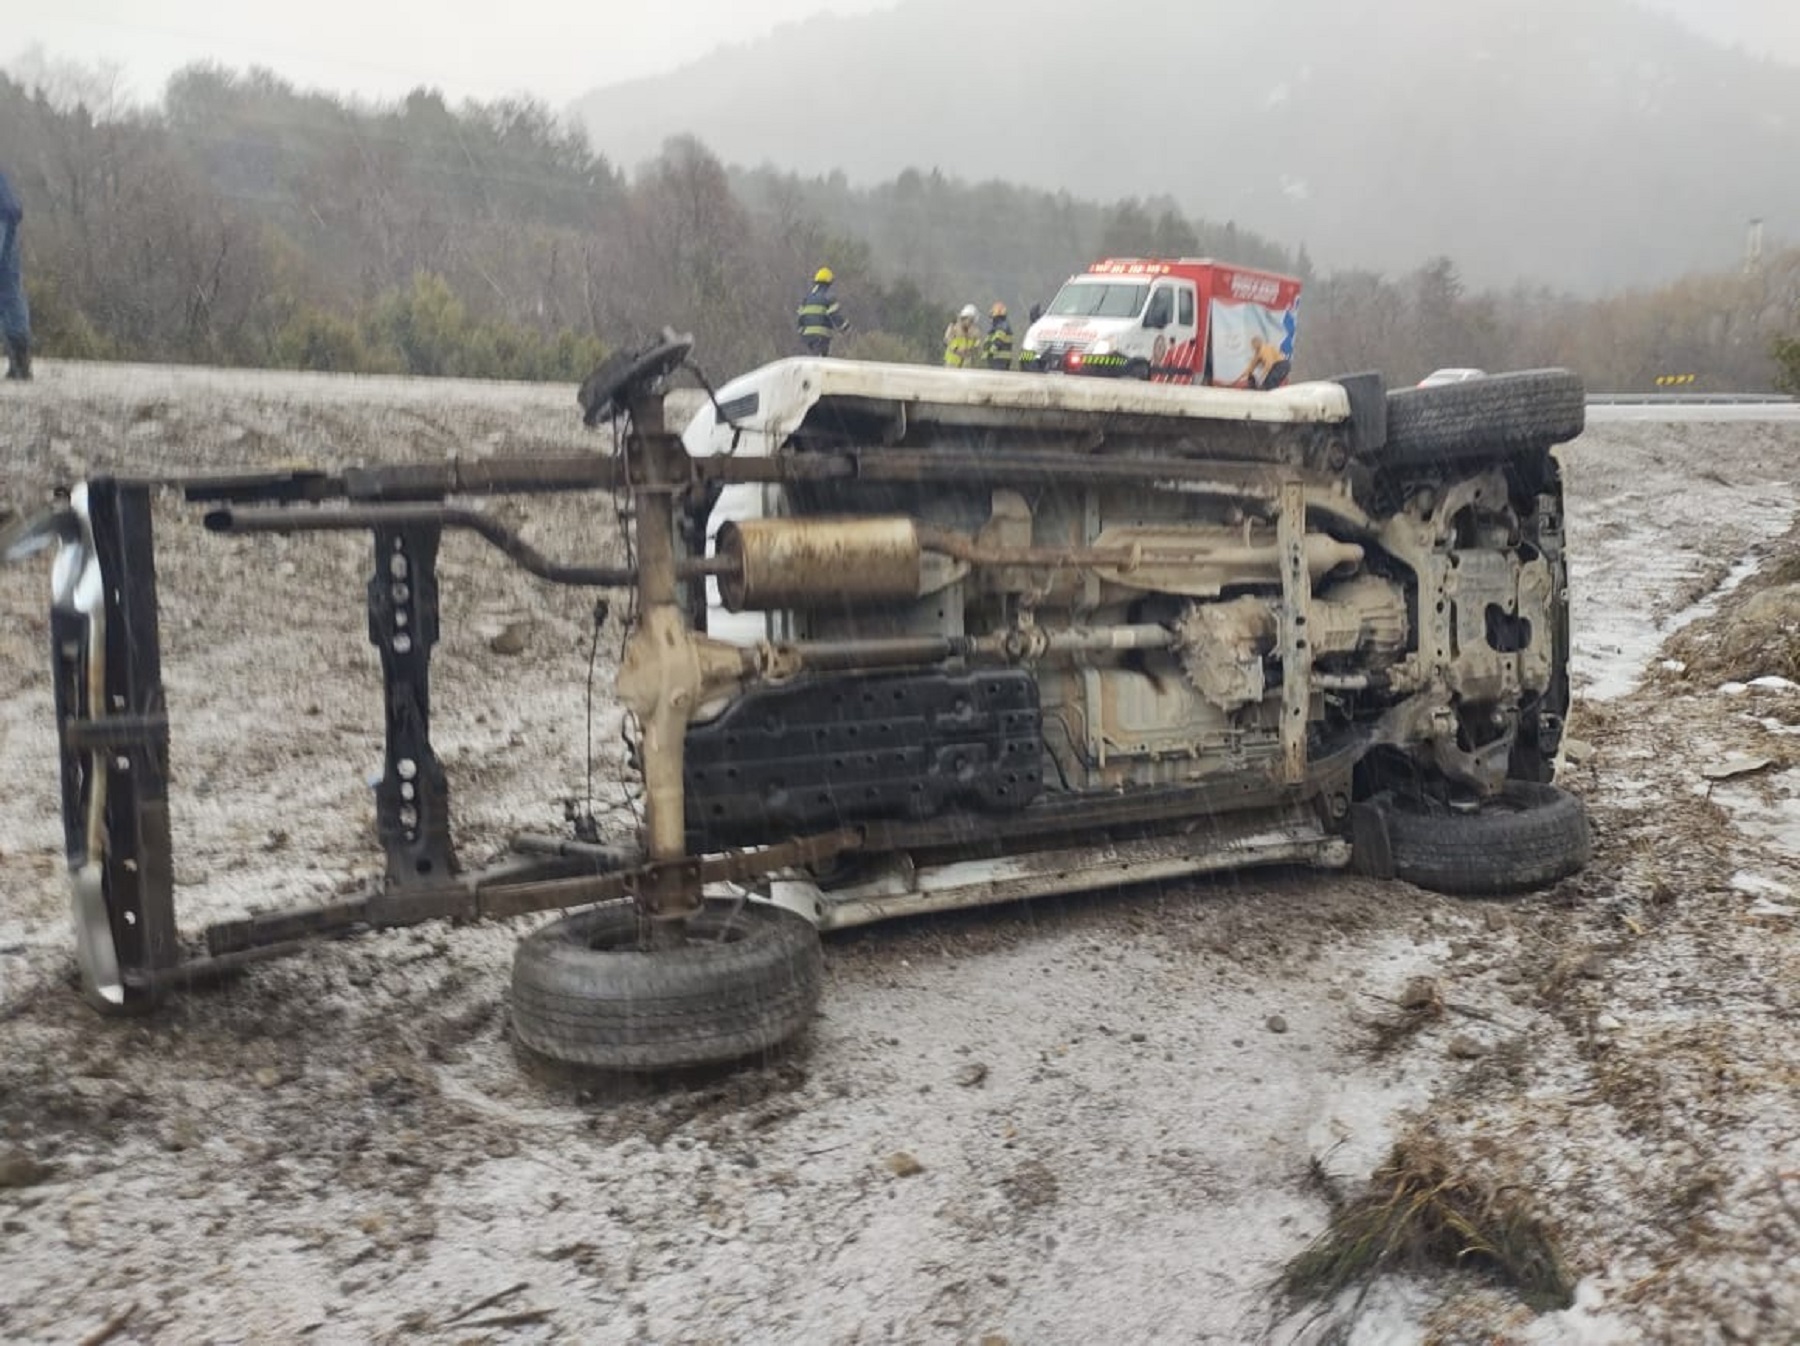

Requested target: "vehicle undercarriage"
[{"left": 4, "top": 336, "right": 1589, "bottom": 1069}]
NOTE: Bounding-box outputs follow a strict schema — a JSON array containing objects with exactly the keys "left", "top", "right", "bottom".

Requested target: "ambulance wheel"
[{"left": 1124, "top": 358, "right": 1151, "bottom": 380}]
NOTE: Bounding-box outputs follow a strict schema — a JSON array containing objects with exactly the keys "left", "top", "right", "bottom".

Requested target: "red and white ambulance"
[{"left": 1022, "top": 257, "right": 1303, "bottom": 385}]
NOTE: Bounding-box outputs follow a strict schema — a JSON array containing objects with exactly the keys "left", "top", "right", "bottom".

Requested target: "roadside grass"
[
  {"left": 1284, "top": 1134, "right": 1576, "bottom": 1314},
  {"left": 1664, "top": 523, "right": 1800, "bottom": 687}
]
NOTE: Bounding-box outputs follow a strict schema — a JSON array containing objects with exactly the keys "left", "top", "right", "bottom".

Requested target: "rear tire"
[
  {"left": 1381, "top": 370, "right": 1585, "bottom": 467},
  {"left": 510, "top": 898, "right": 823, "bottom": 1071},
  {"left": 1370, "top": 781, "right": 1590, "bottom": 897}
]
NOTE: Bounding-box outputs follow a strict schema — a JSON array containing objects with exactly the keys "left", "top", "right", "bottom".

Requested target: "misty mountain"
[
  {"left": 1639, "top": 0, "right": 1800, "bottom": 67},
  {"left": 571, "top": 0, "right": 1800, "bottom": 291}
]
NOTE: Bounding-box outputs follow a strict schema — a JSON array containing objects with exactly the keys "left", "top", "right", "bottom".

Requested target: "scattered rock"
[
  {"left": 489, "top": 621, "right": 530, "bottom": 656},
  {"left": 884, "top": 1151, "right": 923, "bottom": 1178},
  {"left": 1398, "top": 976, "right": 1443, "bottom": 1011},
  {"left": 1701, "top": 754, "right": 1774, "bottom": 782},
  {"left": 1448, "top": 1034, "right": 1488, "bottom": 1060},
  {"left": 1595, "top": 1013, "right": 1623, "bottom": 1032},
  {"left": 1001, "top": 1159, "right": 1059, "bottom": 1209},
  {"left": 0, "top": 1149, "right": 54, "bottom": 1189},
  {"left": 1562, "top": 737, "right": 1595, "bottom": 764},
  {"left": 1483, "top": 908, "right": 1510, "bottom": 932},
  {"left": 954, "top": 1063, "right": 989, "bottom": 1089},
  {"left": 253, "top": 1067, "right": 283, "bottom": 1089},
  {"left": 1265, "top": 1015, "right": 1289, "bottom": 1035}
]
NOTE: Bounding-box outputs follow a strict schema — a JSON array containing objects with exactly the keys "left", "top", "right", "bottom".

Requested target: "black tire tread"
[
  {"left": 1383, "top": 369, "right": 1585, "bottom": 466},
  {"left": 1382, "top": 781, "right": 1590, "bottom": 897},
  {"left": 510, "top": 899, "right": 823, "bottom": 1070}
]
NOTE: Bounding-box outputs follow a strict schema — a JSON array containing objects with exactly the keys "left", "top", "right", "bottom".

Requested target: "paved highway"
[{"left": 1585, "top": 401, "right": 1800, "bottom": 423}]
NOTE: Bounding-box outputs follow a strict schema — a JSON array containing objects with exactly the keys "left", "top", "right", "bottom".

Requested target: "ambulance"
[{"left": 1022, "top": 257, "right": 1303, "bottom": 385}]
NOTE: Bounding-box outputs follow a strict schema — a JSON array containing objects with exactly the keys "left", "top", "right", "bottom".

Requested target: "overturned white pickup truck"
[{"left": 15, "top": 339, "right": 1587, "bottom": 1072}]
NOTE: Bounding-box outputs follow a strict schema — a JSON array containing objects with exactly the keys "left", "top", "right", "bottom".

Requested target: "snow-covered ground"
[{"left": 1, "top": 364, "right": 1797, "bottom": 1344}]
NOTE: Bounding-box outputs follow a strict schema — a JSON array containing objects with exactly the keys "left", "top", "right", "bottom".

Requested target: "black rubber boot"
[{"left": 5, "top": 337, "right": 28, "bottom": 380}]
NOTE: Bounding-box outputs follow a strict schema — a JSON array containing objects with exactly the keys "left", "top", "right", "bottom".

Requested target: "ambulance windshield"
[{"left": 1045, "top": 280, "right": 1149, "bottom": 320}]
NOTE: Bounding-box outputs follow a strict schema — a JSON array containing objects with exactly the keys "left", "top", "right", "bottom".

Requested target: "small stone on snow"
[
  {"left": 1701, "top": 754, "right": 1773, "bottom": 781},
  {"left": 489, "top": 621, "right": 530, "bottom": 656},
  {"left": 1749, "top": 676, "right": 1800, "bottom": 692},
  {"left": 0, "top": 1149, "right": 54, "bottom": 1189},
  {"left": 884, "top": 1151, "right": 924, "bottom": 1178},
  {"left": 1398, "top": 976, "right": 1442, "bottom": 1010}
]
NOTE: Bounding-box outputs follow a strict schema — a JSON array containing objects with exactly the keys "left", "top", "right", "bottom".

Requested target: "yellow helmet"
[
  {"left": 990, "top": 301, "right": 1007, "bottom": 317},
  {"left": 814, "top": 267, "right": 834, "bottom": 284}
]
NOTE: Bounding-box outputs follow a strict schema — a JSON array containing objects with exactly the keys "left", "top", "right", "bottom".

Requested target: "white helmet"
[{"left": 959, "top": 303, "right": 979, "bottom": 320}]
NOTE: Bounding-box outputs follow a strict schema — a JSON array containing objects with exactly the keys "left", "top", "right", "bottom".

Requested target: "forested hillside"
[
  {"left": 5, "top": 61, "right": 1800, "bottom": 391},
  {"left": 574, "top": 0, "right": 1800, "bottom": 293}
]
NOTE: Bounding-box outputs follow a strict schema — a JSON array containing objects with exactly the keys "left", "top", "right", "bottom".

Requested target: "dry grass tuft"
[
  {"left": 1666, "top": 582, "right": 1800, "bottom": 687},
  {"left": 1285, "top": 1135, "right": 1575, "bottom": 1313},
  {"left": 1365, "top": 977, "right": 1446, "bottom": 1056}
]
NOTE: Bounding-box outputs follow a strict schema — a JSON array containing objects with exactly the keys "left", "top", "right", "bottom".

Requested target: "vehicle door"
[{"left": 1146, "top": 281, "right": 1200, "bottom": 381}]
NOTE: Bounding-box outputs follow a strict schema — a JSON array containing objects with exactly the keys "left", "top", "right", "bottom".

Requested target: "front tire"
[
  {"left": 1363, "top": 781, "right": 1590, "bottom": 897},
  {"left": 510, "top": 898, "right": 823, "bottom": 1071}
]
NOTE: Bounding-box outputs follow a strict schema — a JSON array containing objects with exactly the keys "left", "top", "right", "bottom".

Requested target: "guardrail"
[{"left": 1585, "top": 392, "right": 1796, "bottom": 405}]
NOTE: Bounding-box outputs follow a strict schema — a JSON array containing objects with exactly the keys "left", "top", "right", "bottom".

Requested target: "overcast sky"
[
  {"left": 6, "top": 0, "right": 1798, "bottom": 110},
  {"left": 7, "top": 0, "right": 900, "bottom": 106}
]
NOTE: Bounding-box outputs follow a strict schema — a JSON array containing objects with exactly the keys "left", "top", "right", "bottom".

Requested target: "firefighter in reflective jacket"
[
  {"left": 796, "top": 267, "right": 848, "bottom": 356},
  {"left": 984, "top": 302, "right": 1015, "bottom": 370},
  {"left": 943, "top": 304, "right": 982, "bottom": 368}
]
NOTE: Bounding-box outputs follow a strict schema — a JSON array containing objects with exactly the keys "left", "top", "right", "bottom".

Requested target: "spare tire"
[
  {"left": 511, "top": 898, "right": 823, "bottom": 1071},
  {"left": 1374, "top": 781, "right": 1590, "bottom": 897},
  {"left": 1381, "top": 370, "right": 1585, "bottom": 467}
]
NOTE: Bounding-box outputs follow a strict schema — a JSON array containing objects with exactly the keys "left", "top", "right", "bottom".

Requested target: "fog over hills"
[
  {"left": 1639, "top": 0, "right": 1800, "bottom": 66},
  {"left": 573, "top": 0, "right": 1800, "bottom": 291}
]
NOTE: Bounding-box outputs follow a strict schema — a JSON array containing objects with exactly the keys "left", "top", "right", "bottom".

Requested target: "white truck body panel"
[{"left": 681, "top": 358, "right": 1351, "bottom": 647}]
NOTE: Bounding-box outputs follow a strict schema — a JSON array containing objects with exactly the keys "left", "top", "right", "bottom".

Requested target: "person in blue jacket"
[
  {"left": 796, "top": 266, "right": 849, "bottom": 356},
  {"left": 0, "top": 170, "right": 29, "bottom": 380}
]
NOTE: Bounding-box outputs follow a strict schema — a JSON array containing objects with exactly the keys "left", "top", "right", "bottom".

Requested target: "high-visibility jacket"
[
  {"left": 944, "top": 322, "right": 981, "bottom": 368},
  {"left": 796, "top": 283, "right": 846, "bottom": 339},
  {"left": 984, "top": 318, "right": 1014, "bottom": 369}
]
